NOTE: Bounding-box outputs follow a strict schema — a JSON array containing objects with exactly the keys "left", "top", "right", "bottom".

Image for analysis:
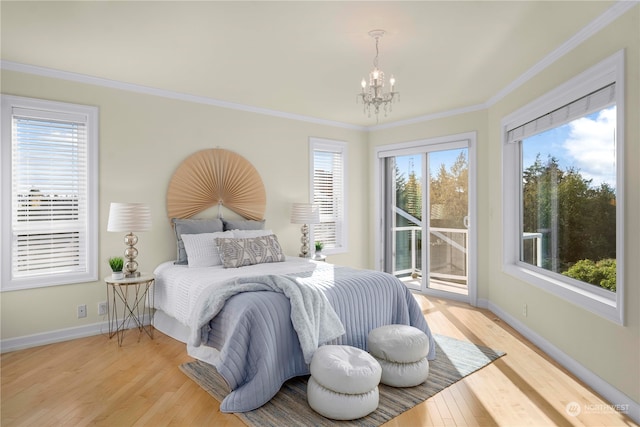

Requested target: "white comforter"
[{"left": 153, "top": 256, "right": 332, "bottom": 326}]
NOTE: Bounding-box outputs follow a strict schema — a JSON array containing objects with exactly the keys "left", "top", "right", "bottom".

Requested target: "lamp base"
[
  {"left": 123, "top": 232, "right": 140, "bottom": 278},
  {"left": 299, "top": 224, "right": 311, "bottom": 258}
]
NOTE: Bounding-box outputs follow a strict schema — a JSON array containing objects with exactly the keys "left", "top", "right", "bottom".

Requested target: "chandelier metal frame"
[{"left": 358, "top": 29, "right": 398, "bottom": 120}]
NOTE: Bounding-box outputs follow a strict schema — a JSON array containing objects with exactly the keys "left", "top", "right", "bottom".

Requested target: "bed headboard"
[{"left": 166, "top": 148, "right": 266, "bottom": 221}]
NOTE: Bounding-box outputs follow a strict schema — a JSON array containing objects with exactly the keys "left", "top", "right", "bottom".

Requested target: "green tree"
[
  {"left": 393, "top": 162, "right": 421, "bottom": 272},
  {"left": 395, "top": 164, "right": 407, "bottom": 216},
  {"left": 430, "top": 151, "right": 468, "bottom": 228},
  {"left": 522, "top": 154, "right": 616, "bottom": 290},
  {"left": 394, "top": 161, "right": 421, "bottom": 225},
  {"left": 563, "top": 259, "right": 616, "bottom": 292},
  {"left": 405, "top": 170, "right": 422, "bottom": 221},
  {"left": 583, "top": 183, "right": 616, "bottom": 261}
]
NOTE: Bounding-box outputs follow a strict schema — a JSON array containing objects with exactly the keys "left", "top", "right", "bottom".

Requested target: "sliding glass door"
[
  {"left": 378, "top": 136, "right": 474, "bottom": 300},
  {"left": 427, "top": 148, "right": 469, "bottom": 295}
]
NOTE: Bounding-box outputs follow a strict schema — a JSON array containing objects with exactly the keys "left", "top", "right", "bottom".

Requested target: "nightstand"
[{"left": 104, "top": 273, "right": 155, "bottom": 345}]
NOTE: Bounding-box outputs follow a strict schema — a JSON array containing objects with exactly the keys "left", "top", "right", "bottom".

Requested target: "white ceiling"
[{"left": 1, "top": 1, "right": 618, "bottom": 127}]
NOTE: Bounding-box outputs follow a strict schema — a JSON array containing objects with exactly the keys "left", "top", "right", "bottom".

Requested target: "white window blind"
[
  {"left": 310, "top": 139, "right": 347, "bottom": 253},
  {"left": 2, "top": 95, "right": 98, "bottom": 290},
  {"left": 506, "top": 83, "right": 615, "bottom": 144}
]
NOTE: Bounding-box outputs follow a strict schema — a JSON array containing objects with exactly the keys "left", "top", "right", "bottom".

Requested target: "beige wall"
[
  {"left": 0, "top": 71, "right": 369, "bottom": 339},
  {"left": 369, "top": 6, "right": 639, "bottom": 404}
]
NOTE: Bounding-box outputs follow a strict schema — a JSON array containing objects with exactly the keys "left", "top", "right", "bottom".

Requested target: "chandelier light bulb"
[{"left": 356, "top": 29, "right": 398, "bottom": 121}]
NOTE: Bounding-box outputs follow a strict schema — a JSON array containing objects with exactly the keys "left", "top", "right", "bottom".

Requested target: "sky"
[{"left": 523, "top": 106, "right": 616, "bottom": 189}]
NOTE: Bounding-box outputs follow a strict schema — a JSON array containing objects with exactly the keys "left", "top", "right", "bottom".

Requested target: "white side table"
[{"left": 104, "top": 273, "right": 155, "bottom": 345}]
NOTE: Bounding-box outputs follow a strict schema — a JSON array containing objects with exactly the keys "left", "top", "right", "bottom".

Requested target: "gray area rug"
[{"left": 179, "top": 334, "right": 505, "bottom": 426}]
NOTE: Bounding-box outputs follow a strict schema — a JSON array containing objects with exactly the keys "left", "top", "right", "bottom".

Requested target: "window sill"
[
  {"left": 503, "top": 263, "right": 622, "bottom": 325},
  {"left": 1, "top": 271, "right": 98, "bottom": 292},
  {"left": 322, "top": 247, "right": 347, "bottom": 256}
]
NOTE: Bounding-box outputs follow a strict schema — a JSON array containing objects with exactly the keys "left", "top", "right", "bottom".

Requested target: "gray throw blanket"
[{"left": 189, "top": 274, "right": 346, "bottom": 363}]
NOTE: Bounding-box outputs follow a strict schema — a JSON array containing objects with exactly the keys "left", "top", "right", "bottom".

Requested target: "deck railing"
[{"left": 393, "top": 226, "right": 468, "bottom": 283}]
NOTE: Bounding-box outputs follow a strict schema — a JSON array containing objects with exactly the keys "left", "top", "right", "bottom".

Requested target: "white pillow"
[
  {"left": 181, "top": 231, "right": 234, "bottom": 267},
  {"left": 232, "top": 229, "right": 274, "bottom": 238}
]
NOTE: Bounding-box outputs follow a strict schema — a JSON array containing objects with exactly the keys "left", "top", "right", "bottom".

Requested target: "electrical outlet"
[
  {"left": 98, "top": 301, "right": 108, "bottom": 316},
  {"left": 77, "top": 304, "right": 87, "bottom": 319},
  {"left": 522, "top": 304, "right": 528, "bottom": 317}
]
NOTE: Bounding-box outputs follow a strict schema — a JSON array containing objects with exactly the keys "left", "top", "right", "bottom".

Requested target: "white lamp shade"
[
  {"left": 107, "top": 202, "right": 152, "bottom": 232},
  {"left": 290, "top": 203, "right": 319, "bottom": 224}
]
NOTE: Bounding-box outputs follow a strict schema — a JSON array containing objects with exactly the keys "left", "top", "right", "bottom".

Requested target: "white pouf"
[
  {"left": 307, "top": 376, "right": 379, "bottom": 420},
  {"left": 307, "top": 345, "right": 381, "bottom": 420},
  {"left": 375, "top": 355, "right": 430, "bottom": 387},
  {"left": 368, "top": 324, "right": 430, "bottom": 387}
]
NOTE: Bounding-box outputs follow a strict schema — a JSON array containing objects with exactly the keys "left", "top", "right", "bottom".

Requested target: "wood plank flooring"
[{"left": 1, "top": 296, "right": 636, "bottom": 426}]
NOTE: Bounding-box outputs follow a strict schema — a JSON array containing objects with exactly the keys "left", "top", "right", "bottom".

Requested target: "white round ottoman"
[
  {"left": 307, "top": 345, "right": 381, "bottom": 420},
  {"left": 368, "top": 324, "right": 430, "bottom": 387}
]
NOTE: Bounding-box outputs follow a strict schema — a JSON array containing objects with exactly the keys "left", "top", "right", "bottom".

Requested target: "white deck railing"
[{"left": 393, "top": 226, "right": 468, "bottom": 283}]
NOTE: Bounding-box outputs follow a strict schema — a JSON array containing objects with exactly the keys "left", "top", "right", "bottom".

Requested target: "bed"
[{"left": 153, "top": 148, "right": 436, "bottom": 413}]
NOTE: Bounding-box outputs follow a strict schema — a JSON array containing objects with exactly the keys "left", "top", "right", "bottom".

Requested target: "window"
[
  {"left": 1, "top": 95, "right": 98, "bottom": 291},
  {"left": 502, "top": 50, "right": 624, "bottom": 324},
  {"left": 310, "top": 138, "right": 347, "bottom": 254}
]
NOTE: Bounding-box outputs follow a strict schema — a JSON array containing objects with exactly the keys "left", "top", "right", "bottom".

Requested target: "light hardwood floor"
[{"left": 1, "top": 295, "right": 636, "bottom": 426}]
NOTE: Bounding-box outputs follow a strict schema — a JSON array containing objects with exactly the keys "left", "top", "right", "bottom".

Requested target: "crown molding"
[
  {"left": 367, "top": 103, "right": 487, "bottom": 131},
  {"left": 1, "top": 1, "right": 635, "bottom": 133},
  {"left": 0, "top": 60, "right": 366, "bottom": 132},
  {"left": 484, "top": 0, "right": 638, "bottom": 108}
]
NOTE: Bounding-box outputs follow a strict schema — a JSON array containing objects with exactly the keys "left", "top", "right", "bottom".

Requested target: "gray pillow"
[
  {"left": 172, "top": 218, "right": 224, "bottom": 264},
  {"left": 216, "top": 234, "right": 285, "bottom": 268},
  {"left": 222, "top": 218, "right": 265, "bottom": 231}
]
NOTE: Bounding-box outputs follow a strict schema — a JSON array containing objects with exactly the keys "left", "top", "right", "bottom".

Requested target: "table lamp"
[
  {"left": 290, "top": 203, "right": 319, "bottom": 258},
  {"left": 107, "top": 202, "right": 152, "bottom": 277}
]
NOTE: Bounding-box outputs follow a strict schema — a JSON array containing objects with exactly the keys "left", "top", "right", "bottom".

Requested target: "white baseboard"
[
  {"left": 0, "top": 314, "right": 152, "bottom": 353},
  {"left": 476, "top": 297, "right": 490, "bottom": 309},
  {"left": 487, "top": 301, "right": 639, "bottom": 424}
]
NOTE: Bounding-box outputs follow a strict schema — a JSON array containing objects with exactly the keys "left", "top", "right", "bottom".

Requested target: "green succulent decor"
[{"left": 108, "top": 256, "right": 124, "bottom": 272}]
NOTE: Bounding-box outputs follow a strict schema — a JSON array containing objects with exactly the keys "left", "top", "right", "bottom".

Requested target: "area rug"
[{"left": 179, "top": 334, "right": 505, "bottom": 427}]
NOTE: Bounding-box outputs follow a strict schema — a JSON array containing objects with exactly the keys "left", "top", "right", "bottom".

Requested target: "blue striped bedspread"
[{"left": 203, "top": 265, "right": 436, "bottom": 413}]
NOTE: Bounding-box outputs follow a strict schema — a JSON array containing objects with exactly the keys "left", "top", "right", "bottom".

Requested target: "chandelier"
[{"left": 358, "top": 29, "right": 398, "bottom": 120}]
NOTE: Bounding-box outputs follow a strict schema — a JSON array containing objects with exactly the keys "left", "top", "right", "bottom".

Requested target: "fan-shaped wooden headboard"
[{"left": 167, "top": 148, "right": 266, "bottom": 220}]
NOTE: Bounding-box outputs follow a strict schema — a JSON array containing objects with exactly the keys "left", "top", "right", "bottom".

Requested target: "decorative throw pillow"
[
  {"left": 216, "top": 234, "right": 285, "bottom": 268},
  {"left": 172, "top": 218, "right": 224, "bottom": 265},
  {"left": 181, "top": 231, "right": 233, "bottom": 268},
  {"left": 222, "top": 218, "right": 265, "bottom": 231}
]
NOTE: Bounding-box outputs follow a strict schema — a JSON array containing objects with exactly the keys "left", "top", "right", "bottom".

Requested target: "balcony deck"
[{"left": 400, "top": 276, "right": 468, "bottom": 295}]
